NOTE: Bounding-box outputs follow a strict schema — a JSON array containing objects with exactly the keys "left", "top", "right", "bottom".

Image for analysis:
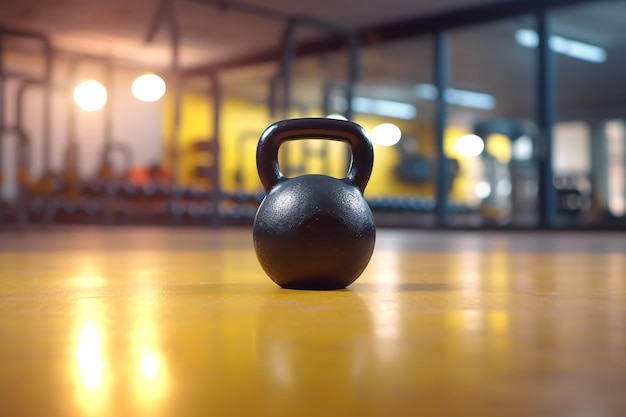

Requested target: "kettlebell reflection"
[{"left": 256, "top": 291, "right": 373, "bottom": 395}]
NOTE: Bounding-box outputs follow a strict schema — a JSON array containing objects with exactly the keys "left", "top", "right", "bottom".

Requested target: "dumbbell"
[
  {"left": 140, "top": 181, "right": 158, "bottom": 198},
  {"left": 82, "top": 199, "right": 102, "bottom": 217},
  {"left": 120, "top": 180, "right": 140, "bottom": 199},
  {"left": 422, "top": 197, "right": 436, "bottom": 212}
]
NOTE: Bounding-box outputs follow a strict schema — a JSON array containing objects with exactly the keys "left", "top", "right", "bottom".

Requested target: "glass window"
[
  {"left": 554, "top": 1, "right": 626, "bottom": 226},
  {"left": 356, "top": 37, "right": 436, "bottom": 227},
  {"left": 606, "top": 119, "right": 625, "bottom": 217},
  {"left": 448, "top": 16, "right": 537, "bottom": 227},
  {"left": 553, "top": 121, "right": 590, "bottom": 176}
]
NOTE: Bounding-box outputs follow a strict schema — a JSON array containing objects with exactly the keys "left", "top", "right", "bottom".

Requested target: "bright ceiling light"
[
  {"left": 73, "top": 80, "right": 107, "bottom": 111},
  {"left": 512, "top": 135, "right": 533, "bottom": 161},
  {"left": 515, "top": 29, "right": 607, "bottom": 63},
  {"left": 415, "top": 84, "right": 438, "bottom": 100},
  {"left": 455, "top": 134, "right": 484, "bottom": 157},
  {"left": 371, "top": 123, "right": 402, "bottom": 147},
  {"left": 326, "top": 113, "right": 347, "bottom": 120},
  {"left": 497, "top": 179, "right": 512, "bottom": 196},
  {"left": 331, "top": 96, "right": 417, "bottom": 120},
  {"left": 551, "top": 36, "right": 607, "bottom": 63},
  {"left": 414, "top": 84, "right": 496, "bottom": 110},
  {"left": 132, "top": 73, "right": 166, "bottom": 102},
  {"left": 444, "top": 88, "right": 496, "bottom": 110},
  {"left": 515, "top": 29, "right": 538, "bottom": 48},
  {"left": 475, "top": 181, "right": 491, "bottom": 199},
  {"left": 353, "top": 97, "right": 417, "bottom": 120}
]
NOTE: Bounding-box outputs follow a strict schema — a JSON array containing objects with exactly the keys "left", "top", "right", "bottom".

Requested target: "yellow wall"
[
  {"left": 162, "top": 91, "right": 214, "bottom": 186},
  {"left": 164, "top": 90, "right": 481, "bottom": 204}
]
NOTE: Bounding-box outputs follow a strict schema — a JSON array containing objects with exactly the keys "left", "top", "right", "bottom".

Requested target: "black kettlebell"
[{"left": 253, "top": 118, "right": 376, "bottom": 290}]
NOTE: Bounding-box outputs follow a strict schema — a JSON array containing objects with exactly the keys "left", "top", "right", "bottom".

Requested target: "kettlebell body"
[{"left": 253, "top": 118, "right": 376, "bottom": 290}]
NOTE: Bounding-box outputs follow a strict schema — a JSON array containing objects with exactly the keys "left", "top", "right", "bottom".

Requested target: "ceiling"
[
  {"left": 0, "top": 0, "right": 508, "bottom": 69},
  {"left": 1, "top": 0, "right": 625, "bottom": 124}
]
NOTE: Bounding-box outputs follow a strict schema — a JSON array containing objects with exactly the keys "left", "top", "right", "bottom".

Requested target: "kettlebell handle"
[{"left": 257, "top": 118, "right": 374, "bottom": 193}]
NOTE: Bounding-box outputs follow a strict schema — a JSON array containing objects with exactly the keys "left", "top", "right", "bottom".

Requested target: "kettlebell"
[{"left": 253, "top": 118, "right": 376, "bottom": 290}]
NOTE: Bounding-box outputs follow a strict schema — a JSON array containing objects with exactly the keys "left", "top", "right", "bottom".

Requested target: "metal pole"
[
  {"left": 280, "top": 15, "right": 361, "bottom": 176},
  {"left": 42, "top": 40, "right": 53, "bottom": 176},
  {"left": 280, "top": 20, "right": 296, "bottom": 120},
  {"left": 65, "top": 59, "right": 80, "bottom": 212},
  {"left": 41, "top": 43, "right": 54, "bottom": 226},
  {"left": 434, "top": 31, "right": 449, "bottom": 228},
  {"left": 12, "top": 78, "right": 60, "bottom": 227},
  {"left": 101, "top": 59, "right": 116, "bottom": 225},
  {"left": 172, "top": 25, "right": 181, "bottom": 186},
  {"left": 208, "top": 71, "right": 222, "bottom": 225},
  {"left": 280, "top": 16, "right": 360, "bottom": 120},
  {"left": 0, "top": 37, "right": 4, "bottom": 226},
  {"left": 1, "top": 28, "right": 55, "bottom": 194},
  {"left": 537, "top": 10, "right": 556, "bottom": 228},
  {"left": 345, "top": 31, "right": 359, "bottom": 122},
  {"left": 16, "top": 78, "right": 35, "bottom": 227},
  {"left": 0, "top": 28, "right": 54, "bottom": 226},
  {"left": 0, "top": 37, "right": 4, "bottom": 132},
  {"left": 279, "top": 22, "right": 296, "bottom": 175},
  {"left": 67, "top": 60, "right": 77, "bottom": 173},
  {"left": 103, "top": 59, "right": 113, "bottom": 170},
  {"left": 146, "top": 0, "right": 182, "bottom": 222},
  {"left": 268, "top": 73, "right": 281, "bottom": 119},
  {"left": 16, "top": 79, "right": 38, "bottom": 130}
]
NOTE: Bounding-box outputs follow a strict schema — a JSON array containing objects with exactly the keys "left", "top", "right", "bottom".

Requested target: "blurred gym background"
[{"left": 0, "top": 0, "right": 624, "bottom": 229}]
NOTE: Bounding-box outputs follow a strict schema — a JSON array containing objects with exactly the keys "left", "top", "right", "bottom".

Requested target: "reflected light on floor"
[
  {"left": 487, "top": 310, "right": 511, "bottom": 370},
  {"left": 445, "top": 310, "right": 484, "bottom": 360},
  {"left": 70, "top": 257, "right": 106, "bottom": 289},
  {"left": 446, "top": 310, "right": 483, "bottom": 333},
  {"left": 457, "top": 254, "right": 483, "bottom": 294},
  {"left": 605, "top": 253, "right": 624, "bottom": 362},
  {"left": 487, "top": 253, "right": 511, "bottom": 293},
  {"left": 140, "top": 349, "right": 160, "bottom": 381},
  {"left": 266, "top": 341, "right": 293, "bottom": 388},
  {"left": 607, "top": 252, "right": 625, "bottom": 293},
  {"left": 488, "top": 311, "right": 509, "bottom": 336},
  {"left": 371, "top": 293, "right": 401, "bottom": 363},
  {"left": 73, "top": 289, "right": 110, "bottom": 415},
  {"left": 447, "top": 254, "right": 499, "bottom": 336},
  {"left": 74, "top": 315, "right": 110, "bottom": 416},
  {"left": 77, "top": 322, "right": 104, "bottom": 389},
  {"left": 132, "top": 315, "right": 169, "bottom": 408},
  {"left": 136, "top": 348, "right": 168, "bottom": 393},
  {"left": 371, "top": 252, "right": 402, "bottom": 285},
  {"left": 74, "top": 275, "right": 105, "bottom": 288},
  {"left": 72, "top": 265, "right": 106, "bottom": 391},
  {"left": 373, "top": 301, "right": 400, "bottom": 340},
  {"left": 370, "top": 252, "right": 402, "bottom": 362},
  {"left": 134, "top": 345, "right": 169, "bottom": 407}
]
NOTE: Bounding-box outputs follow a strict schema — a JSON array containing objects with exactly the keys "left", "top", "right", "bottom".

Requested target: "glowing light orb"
[
  {"left": 73, "top": 80, "right": 107, "bottom": 112},
  {"left": 455, "top": 134, "right": 484, "bottom": 157},
  {"left": 132, "top": 73, "right": 166, "bottom": 102},
  {"left": 371, "top": 123, "right": 402, "bottom": 147}
]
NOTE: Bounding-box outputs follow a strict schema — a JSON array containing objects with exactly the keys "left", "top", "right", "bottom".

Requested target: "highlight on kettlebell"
[{"left": 252, "top": 118, "right": 376, "bottom": 290}]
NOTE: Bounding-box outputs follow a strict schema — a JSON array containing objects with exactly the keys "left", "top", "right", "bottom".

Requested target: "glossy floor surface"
[{"left": 1, "top": 227, "right": 625, "bottom": 416}]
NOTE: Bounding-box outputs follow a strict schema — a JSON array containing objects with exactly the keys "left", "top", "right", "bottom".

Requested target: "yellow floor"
[{"left": 1, "top": 227, "right": 625, "bottom": 416}]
